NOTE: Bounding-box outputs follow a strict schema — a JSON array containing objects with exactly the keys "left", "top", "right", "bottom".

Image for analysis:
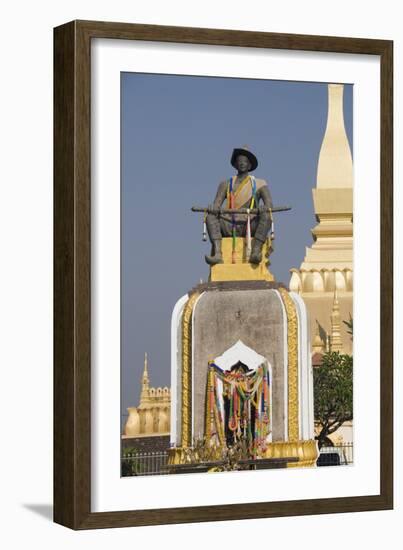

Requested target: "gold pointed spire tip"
[{"left": 142, "top": 352, "right": 149, "bottom": 381}]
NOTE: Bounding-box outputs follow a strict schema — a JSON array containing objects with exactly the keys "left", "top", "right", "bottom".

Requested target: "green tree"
[
  {"left": 313, "top": 352, "right": 353, "bottom": 449},
  {"left": 343, "top": 315, "right": 353, "bottom": 339}
]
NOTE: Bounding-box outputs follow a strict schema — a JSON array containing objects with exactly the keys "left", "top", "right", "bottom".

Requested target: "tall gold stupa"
[{"left": 289, "top": 84, "right": 353, "bottom": 355}]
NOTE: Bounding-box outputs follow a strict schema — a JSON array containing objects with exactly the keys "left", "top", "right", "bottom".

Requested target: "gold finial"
[
  {"left": 333, "top": 289, "right": 339, "bottom": 306},
  {"left": 312, "top": 322, "right": 325, "bottom": 354},
  {"left": 143, "top": 352, "right": 149, "bottom": 381},
  {"left": 330, "top": 291, "right": 343, "bottom": 352},
  {"left": 140, "top": 352, "right": 150, "bottom": 405}
]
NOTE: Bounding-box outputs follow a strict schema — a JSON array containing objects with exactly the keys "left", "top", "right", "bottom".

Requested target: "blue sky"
[{"left": 121, "top": 73, "right": 353, "bottom": 419}]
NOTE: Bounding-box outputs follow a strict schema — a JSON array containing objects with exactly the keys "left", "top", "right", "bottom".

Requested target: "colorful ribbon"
[
  {"left": 227, "top": 176, "right": 258, "bottom": 263},
  {"left": 205, "top": 361, "right": 271, "bottom": 457}
]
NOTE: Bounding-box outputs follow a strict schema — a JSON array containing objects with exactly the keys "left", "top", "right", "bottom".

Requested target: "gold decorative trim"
[
  {"left": 181, "top": 292, "right": 200, "bottom": 448},
  {"left": 169, "top": 440, "right": 318, "bottom": 468},
  {"left": 263, "top": 440, "right": 318, "bottom": 468},
  {"left": 279, "top": 288, "right": 299, "bottom": 441},
  {"left": 168, "top": 447, "right": 191, "bottom": 465}
]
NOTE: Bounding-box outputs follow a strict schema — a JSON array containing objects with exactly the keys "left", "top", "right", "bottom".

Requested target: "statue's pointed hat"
[{"left": 230, "top": 146, "right": 258, "bottom": 172}]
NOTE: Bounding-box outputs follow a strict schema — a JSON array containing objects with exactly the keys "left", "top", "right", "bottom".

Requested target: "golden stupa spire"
[
  {"left": 317, "top": 84, "right": 353, "bottom": 190},
  {"left": 143, "top": 352, "right": 149, "bottom": 381},
  {"left": 330, "top": 291, "right": 343, "bottom": 352},
  {"left": 289, "top": 83, "right": 353, "bottom": 302},
  {"left": 139, "top": 352, "right": 150, "bottom": 405},
  {"left": 312, "top": 322, "right": 325, "bottom": 354}
]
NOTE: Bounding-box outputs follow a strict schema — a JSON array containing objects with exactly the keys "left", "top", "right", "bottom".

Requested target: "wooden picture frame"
[{"left": 54, "top": 19, "right": 393, "bottom": 529}]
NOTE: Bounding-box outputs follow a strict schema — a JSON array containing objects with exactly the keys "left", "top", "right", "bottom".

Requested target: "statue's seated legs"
[{"left": 205, "top": 212, "right": 271, "bottom": 265}]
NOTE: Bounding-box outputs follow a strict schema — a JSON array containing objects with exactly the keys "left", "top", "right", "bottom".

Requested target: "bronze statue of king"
[{"left": 205, "top": 147, "right": 273, "bottom": 265}]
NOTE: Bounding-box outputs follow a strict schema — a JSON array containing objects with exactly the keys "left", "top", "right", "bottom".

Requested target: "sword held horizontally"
[{"left": 191, "top": 205, "right": 292, "bottom": 215}]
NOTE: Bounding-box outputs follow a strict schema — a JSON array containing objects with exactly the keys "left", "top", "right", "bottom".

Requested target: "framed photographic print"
[{"left": 54, "top": 20, "right": 393, "bottom": 529}]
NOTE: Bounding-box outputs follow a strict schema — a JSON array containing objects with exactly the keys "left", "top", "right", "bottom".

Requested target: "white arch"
[
  {"left": 290, "top": 292, "right": 315, "bottom": 440},
  {"left": 213, "top": 339, "right": 267, "bottom": 371},
  {"left": 191, "top": 292, "right": 206, "bottom": 440}
]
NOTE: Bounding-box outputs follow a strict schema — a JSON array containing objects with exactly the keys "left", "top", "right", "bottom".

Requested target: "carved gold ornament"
[
  {"left": 279, "top": 288, "right": 299, "bottom": 441},
  {"left": 181, "top": 292, "right": 200, "bottom": 447}
]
